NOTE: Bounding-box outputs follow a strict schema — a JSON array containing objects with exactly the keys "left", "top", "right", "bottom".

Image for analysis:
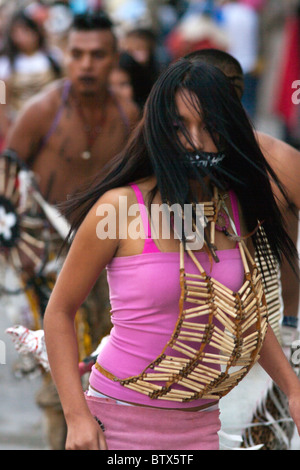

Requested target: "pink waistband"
[{"left": 85, "top": 392, "right": 221, "bottom": 450}]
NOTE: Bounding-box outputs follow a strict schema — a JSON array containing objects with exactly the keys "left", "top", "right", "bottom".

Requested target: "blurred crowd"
[
  {"left": 1, "top": 0, "right": 300, "bottom": 451},
  {"left": 0, "top": 0, "right": 300, "bottom": 151}
]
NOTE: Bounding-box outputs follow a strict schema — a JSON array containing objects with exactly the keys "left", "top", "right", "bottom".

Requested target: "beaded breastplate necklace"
[{"left": 96, "top": 187, "right": 269, "bottom": 402}]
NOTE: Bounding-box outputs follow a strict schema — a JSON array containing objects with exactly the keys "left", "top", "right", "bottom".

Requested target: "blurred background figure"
[
  {"left": 117, "top": 27, "right": 162, "bottom": 105},
  {"left": 109, "top": 53, "right": 135, "bottom": 104},
  {"left": 120, "top": 28, "right": 161, "bottom": 75},
  {"left": 0, "top": 8, "right": 62, "bottom": 151},
  {"left": 164, "top": 0, "right": 228, "bottom": 60},
  {"left": 240, "top": 0, "right": 267, "bottom": 10},
  {"left": 43, "top": 3, "right": 74, "bottom": 58},
  {"left": 109, "top": 51, "right": 154, "bottom": 109},
  {"left": 217, "top": 0, "right": 261, "bottom": 119},
  {"left": 106, "top": 0, "right": 148, "bottom": 29},
  {"left": 273, "top": 0, "right": 300, "bottom": 149}
]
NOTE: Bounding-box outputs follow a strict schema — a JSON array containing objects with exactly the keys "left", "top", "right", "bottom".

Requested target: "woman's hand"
[{"left": 65, "top": 414, "right": 108, "bottom": 450}]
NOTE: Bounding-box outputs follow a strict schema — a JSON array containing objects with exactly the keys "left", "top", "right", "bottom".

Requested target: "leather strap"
[
  {"left": 94, "top": 362, "right": 219, "bottom": 411},
  {"left": 95, "top": 362, "right": 120, "bottom": 382}
]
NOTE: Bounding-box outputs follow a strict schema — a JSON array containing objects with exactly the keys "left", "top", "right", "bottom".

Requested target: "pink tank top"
[{"left": 89, "top": 184, "right": 244, "bottom": 408}]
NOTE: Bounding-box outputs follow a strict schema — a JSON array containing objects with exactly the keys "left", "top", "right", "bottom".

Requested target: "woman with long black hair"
[
  {"left": 0, "top": 9, "right": 62, "bottom": 128},
  {"left": 44, "top": 58, "right": 300, "bottom": 450}
]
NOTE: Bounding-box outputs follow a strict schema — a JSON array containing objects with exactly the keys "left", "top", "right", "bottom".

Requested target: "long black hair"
[
  {"left": 1, "top": 10, "right": 61, "bottom": 77},
  {"left": 63, "top": 58, "right": 297, "bottom": 269}
]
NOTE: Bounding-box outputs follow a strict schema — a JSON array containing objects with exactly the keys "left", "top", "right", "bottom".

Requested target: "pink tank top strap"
[
  {"left": 129, "top": 183, "right": 160, "bottom": 254},
  {"left": 228, "top": 189, "right": 241, "bottom": 237}
]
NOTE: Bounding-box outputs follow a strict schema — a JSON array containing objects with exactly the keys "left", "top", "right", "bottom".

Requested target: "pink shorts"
[{"left": 85, "top": 393, "right": 221, "bottom": 450}]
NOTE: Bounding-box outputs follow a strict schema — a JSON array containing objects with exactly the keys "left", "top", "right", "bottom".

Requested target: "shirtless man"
[
  {"left": 3, "top": 10, "right": 141, "bottom": 351},
  {"left": 4, "top": 12, "right": 140, "bottom": 205},
  {"left": 2, "top": 12, "right": 140, "bottom": 450},
  {"left": 185, "top": 48, "right": 300, "bottom": 348}
]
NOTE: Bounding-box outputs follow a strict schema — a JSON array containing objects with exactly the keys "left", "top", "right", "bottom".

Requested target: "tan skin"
[
  {"left": 44, "top": 90, "right": 300, "bottom": 450},
  {"left": 226, "top": 65, "right": 299, "bottom": 321},
  {"left": 5, "top": 29, "right": 140, "bottom": 205},
  {"left": 226, "top": 64, "right": 300, "bottom": 208},
  {"left": 10, "top": 21, "right": 41, "bottom": 55},
  {"left": 256, "top": 132, "right": 300, "bottom": 321},
  {"left": 109, "top": 67, "right": 134, "bottom": 102}
]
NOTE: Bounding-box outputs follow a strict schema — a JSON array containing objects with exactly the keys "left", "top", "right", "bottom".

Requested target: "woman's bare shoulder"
[
  {"left": 91, "top": 184, "right": 142, "bottom": 214},
  {"left": 87, "top": 178, "right": 157, "bottom": 222}
]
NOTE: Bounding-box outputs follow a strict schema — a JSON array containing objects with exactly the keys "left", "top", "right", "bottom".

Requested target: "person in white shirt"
[
  {"left": 0, "top": 9, "right": 62, "bottom": 144},
  {"left": 218, "top": 0, "right": 260, "bottom": 118}
]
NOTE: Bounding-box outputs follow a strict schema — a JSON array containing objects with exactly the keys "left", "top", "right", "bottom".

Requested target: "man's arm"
[
  {"left": 257, "top": 131, "right": 300, "bottom": 345},
  {"left": 280, "top": 208, "right": 300, "bottom": 348},
  {"left": 0, "top": 103, "right": 11, "bottom": 141},
  {"left": 4, "top": 91, "right": 55, "bottom": 165},
  {"left": 5, "top": 101, "right": 46, "bottom": 164},
  {"left": 257, "top": 132, "right": 300, "bottom": 209},
  {"left": 280, "top": 209, "right": 299, "bottom": 318}
]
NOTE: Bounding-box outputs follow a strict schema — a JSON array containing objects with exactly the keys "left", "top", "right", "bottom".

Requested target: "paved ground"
[{"left": 0, "top": 310, "right": 47, "bottom": 450}]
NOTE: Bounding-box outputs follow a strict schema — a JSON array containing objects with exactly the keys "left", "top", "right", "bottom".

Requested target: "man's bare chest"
[{"left": 42, "top": 109, "right": 129, "bottom": 167}]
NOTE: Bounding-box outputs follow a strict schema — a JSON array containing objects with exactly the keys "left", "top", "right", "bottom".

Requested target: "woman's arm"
[
  {"left": 258, "top": 325, "right": 300, "bottom": 436},
  {"left": 44, "top": 189, "right": 121, "bottom": 450}
]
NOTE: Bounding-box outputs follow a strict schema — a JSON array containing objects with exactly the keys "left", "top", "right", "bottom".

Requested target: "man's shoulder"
[
  {"left": 21, "top": 79, "right": 67, "bottom": 119},
  {"left": 257, "top": 131, "right": 300, "bottom": 208},
  {"left": 256, "top": 131, "right": 277, "bottom": 154},
  {"left": 113, "top": 95, "right": 141, "bottom": 123},
  {"left": 257, "top": 131, "right": 300, "bottom": 163}
]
